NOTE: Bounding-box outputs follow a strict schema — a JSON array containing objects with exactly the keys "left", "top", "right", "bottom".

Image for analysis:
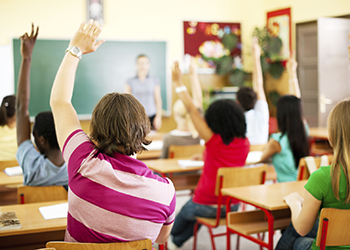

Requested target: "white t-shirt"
[{"left": 245, "top": 99, "right": 269, "bottom": 145}]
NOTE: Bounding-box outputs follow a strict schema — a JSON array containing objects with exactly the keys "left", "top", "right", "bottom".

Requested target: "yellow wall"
[{"left": 2, "top": 0, "right": 350, "bottom": 132}]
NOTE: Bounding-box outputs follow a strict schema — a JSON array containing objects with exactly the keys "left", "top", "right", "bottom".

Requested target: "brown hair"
[
  {"left": 90, "top": 93, "right": 151, "bottom": 156},
  {"left": 328, "top": 99, "right": 350, "bottom": 204},
  {"left": 0, "top": 95, "right": 16, "bottom": 126}
]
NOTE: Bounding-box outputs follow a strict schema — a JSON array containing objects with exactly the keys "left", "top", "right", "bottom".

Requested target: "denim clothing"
[
  {"left": 171, "top": 198, "right": 239, "bottom": 247},
  {"left": 275, "top": 219, "right": 319, "bottom": 250}
]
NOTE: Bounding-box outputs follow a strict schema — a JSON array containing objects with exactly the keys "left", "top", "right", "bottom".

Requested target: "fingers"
[
  {"left": 31, "top": 23, "right": 34, "bottom": 37},
  {"left": 78, "top": 22, "right": 85, "bottom": 32},
  {"left": 94, "top": 39, "right": 105, "bottom": 50},
  {"left": 34, "top": 26, "right": 39, "bottom": 40}
]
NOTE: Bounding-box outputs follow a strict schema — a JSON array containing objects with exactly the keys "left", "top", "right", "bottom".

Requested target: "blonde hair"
[
  {"left": 328, "top": 99, "right": 350, "bottom": 204},
  {"left": 173, "top": 99, "right": 198, "bottom": 138}
]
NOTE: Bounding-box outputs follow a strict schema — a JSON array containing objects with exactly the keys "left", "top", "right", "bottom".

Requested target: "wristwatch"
[{"left": 65, "top": 46, "right": 82, "bottom": 60}]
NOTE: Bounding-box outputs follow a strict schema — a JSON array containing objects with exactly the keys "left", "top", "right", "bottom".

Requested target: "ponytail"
[{"left": 0, "top": 95, "right": 16, "bottom": 126}]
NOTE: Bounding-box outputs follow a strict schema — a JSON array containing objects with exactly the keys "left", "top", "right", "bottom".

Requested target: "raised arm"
[
  {"left": 50, "top": 20, "right": 104, "bottom": 149},
  {"left": 16, "top": 24, "right": 38, "bottom": 146},
  {"left": 188, "top": 58, "right": 203, "bottom": 110},
  {"left": 172, "top": 62, "right": 213, "bottom": 142},
  {"left": 153, "top": 84, "right": 162, "bottom": 130},
  {"left": 287, "top": 52, "right": 301, "bottom": 98},
  {"left": 252, "top": 37, "right": 266, "bottom": 101}
]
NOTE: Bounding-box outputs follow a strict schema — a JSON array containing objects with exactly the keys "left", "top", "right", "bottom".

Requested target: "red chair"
[
  {"left": 316, "top": 208, "right": 350, "bottom": 250},
  {"left": 192, "top": 164, "right": 267, "bottom": 250}
]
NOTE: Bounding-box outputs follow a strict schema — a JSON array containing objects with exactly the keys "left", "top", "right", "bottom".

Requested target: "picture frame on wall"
[
  {"left": 87, "top": 0, "right": 104, "bottom": 24},
  {"left": 266, "top": 7, "right": 291, "bottom": 60}
]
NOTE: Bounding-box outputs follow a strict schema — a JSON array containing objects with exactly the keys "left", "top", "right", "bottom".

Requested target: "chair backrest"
[
  {"left": 316, "top": 208, "right": 350, "bottom": 249},
  {"left": 0, "top": 160, "right": 19, "bottom": 170},
  {"left": 215, "top": 164, "right": 268, "bottom": 196},
  {"left": 168, "top": 144, "right": 204, "bottom": 159},
  {"left": 297, "top": 155, "right": 334, "bottom": 180},
  {"left": 46, "top": 239, "right": 153, "bottom": 250},
  {"left": 17, "top": 185, "right": 68, "bottom": 204}
]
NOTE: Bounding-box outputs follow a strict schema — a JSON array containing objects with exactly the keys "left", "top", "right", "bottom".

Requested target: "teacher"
[{"left": 125, "top": 54, "right": 162, "bottom": 130}]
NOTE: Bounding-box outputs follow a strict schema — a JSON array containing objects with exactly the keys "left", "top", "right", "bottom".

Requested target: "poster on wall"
[
  {"left": 266, "top": 7, "right": 291, "bottom": 61},
  {"left": 183, "top": 21, "right": 241, "bottom": 73},
  {"left": 87, "top": 0, "right": 104, "bottom": 24}
]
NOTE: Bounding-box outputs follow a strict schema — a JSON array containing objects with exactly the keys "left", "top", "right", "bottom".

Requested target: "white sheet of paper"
[
  {"left": 39, "top": 202, "right": 68, "bottom": 220},
  {"left": 178, "top": 160, "right": 204, "bottom": 168},
  {"left": 245, "top": 151, "right": 263, "bottom": 164},
  {"left": 144, "top": 140, "right": 163, "bottom": 151},
  {"left": 4, "top": 166, "right": 23, "bottom": 176}
]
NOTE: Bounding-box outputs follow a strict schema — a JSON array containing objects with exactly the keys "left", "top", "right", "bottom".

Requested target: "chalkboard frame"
[{"left": 13, "top": 38, "right": 171, "bottom": 119}]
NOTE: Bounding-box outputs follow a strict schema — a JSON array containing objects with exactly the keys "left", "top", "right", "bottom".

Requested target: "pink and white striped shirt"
[{"left": 62, "top": 130, "right": 176, "bottom": 243}]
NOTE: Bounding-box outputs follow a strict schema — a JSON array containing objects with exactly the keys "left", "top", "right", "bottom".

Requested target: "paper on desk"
[
  {"left": 144, "top": 140, "right": 163, "bottom": 151},
  {"left": 39, "top": 202, "right": 68, "bottom": 220},
  {"left": 4, "top": 166, "right": 23, "bottom": 176},
  {"left": 245, "top": 151, "right": 263, "bottom": 164},
  {"left": 178, "top": 160, "right": 204, "bottom": 168}
]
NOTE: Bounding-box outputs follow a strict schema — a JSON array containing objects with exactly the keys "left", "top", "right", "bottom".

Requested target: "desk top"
[
  {"left": 221, "top": 180, "right": 307, "bottom": 211},
  {"left": 0, "top": 170, "right": 23, "bottom": 187},
  {"left": 143, "top": 158, "right": 202, "bottom": 174},
  {"left": 0, "top": 200, "right": 67, "bottom": 237},
  {"left": 309, "top": 127, "right": 328, "bottom": 140}
]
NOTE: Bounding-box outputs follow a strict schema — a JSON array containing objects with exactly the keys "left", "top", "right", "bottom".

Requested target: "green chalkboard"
[{"left": 13, "top": 39, "right": 169, "bottom": 118}]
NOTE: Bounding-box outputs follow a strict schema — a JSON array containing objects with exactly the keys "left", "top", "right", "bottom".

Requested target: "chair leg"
[
  {"left": 227, "top": 229, "right": 231, "bottom": 250},
  {"left": 235, "top": 235, "right": 240, "bottom": 250},
  {"left": 193, "top": 222, "right": 199, "bottom": 250},
  {"left": 207, "top": 227, "right": 216, "bottom": 250}
]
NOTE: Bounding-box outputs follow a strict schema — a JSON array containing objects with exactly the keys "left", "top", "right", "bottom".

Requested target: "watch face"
[{"left": 72, "top": 47, "right": 79, "bottom": 54}]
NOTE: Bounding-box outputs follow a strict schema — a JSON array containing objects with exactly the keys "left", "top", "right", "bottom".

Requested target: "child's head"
[
  {"left": 328, "top": 99, "right": 350, "bottom": 203},
  {"left": 90, "top": 92, "right": 151, "bottom": 156},
  {"left": 236, "top": 87, "right": 257, "bottom": 111},
  {"left": 0, "top": 95, "right": 16, "bottom": 126},
  {"left": 33, "top": 111, "right": 60, "bottom": 153},
  {"left": 173, "top": 99, "right": 198, "bottom": 138},
  {"left": 205, "top": 99, "right": 246, "bottom": 145},
  {"left": 276, "top": 95, "right": 303, "bottom": 132}
]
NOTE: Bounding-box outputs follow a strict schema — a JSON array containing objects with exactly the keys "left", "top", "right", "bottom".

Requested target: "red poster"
[{"left": 184, "top": 21, "right": 241, "bottom": 69}]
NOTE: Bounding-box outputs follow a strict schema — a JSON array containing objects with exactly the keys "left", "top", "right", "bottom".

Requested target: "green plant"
[{"left": 253, "top": 27, "right": 285, "bottom": 79}]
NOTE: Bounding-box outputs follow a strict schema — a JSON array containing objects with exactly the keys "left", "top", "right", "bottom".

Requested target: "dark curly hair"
[
  {"left": 0, "top": 95, "right": 16, "bottom": 126},
  {"left": 90, "top": 92, "right": 151, "bottom": 156},
  {"left": 236, "top": 87, "right": 257, "bottom": 111},
  {"left": 33, "top": 111, "right": 60, "bottom": 149},
  {"left": 205, "top": 99, "right": 246, "bottom": 145},
  {"left": 277, "top": 95, "right": 309, "bottom": 168}
]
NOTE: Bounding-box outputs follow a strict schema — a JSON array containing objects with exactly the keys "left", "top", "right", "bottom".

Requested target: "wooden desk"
[
  {"left": 0, "top": 200, "right": 67, "bottom": 250},
  {"left": 309, "top": 127, "right": 328, "bottom": 140},
  {"left": 221, "top": 180, "right": 307, "bottom": 250},
  {"left": 0, "top": 170, "right": 23, "bottom": 206}
]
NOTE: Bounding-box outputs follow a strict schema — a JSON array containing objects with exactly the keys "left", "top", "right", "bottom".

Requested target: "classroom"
[{"left": 1, "top": 0, "right": 350, "bottom": 250}]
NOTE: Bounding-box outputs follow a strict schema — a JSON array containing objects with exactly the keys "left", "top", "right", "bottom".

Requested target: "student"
[
  {"left": 168, "top": 62, "right": 249, "bottom": 249},
  {"left": 275, "top": 99, "right": 350, "bottom": 250},
  {"left": 259, "top": 55, "right": 309, "bottom": 182},
  {"left": 160, "top": 59, "right": 202, "bottom": 159},
  {"left": 50, "top": 20, "right": 175, "bottom": 244},
  {"left": 125, "top": 54, "right": 162, "bottom": 130},
  {"left": 16, "top": 24, "right": 68, "bottom": 187},
  {"left": 236, "top": 37, "right": 269, "bottom": 145},
  {"left": 0, "top": 95, "right": 17, "bottom": 160}
]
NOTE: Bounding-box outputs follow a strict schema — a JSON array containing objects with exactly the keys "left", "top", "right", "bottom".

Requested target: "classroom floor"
[{"left": 159, "top": 190, "right": 283, "bottom": 250}]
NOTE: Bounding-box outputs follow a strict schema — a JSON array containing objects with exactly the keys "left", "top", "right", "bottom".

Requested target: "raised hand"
[
  {"left": 189, "top": 57, "right": 198, "bottom": 75},
  {"left": 252, "top": 36, "right": 261, "bottom": 59},
  {"left": 69, "top": 19, "right": 105, "bottom": 55},
  {"left": 172, "top": 62, "right": 183, "bottom": 87},
  {"left": 286, "top": 51, "right": 298, "bottom": 75},
  {"left": 20, "top": 23, "right": 39, "bottom": 59}
]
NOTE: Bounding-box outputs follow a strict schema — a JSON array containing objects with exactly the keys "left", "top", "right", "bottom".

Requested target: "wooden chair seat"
[
  {"left": 46, "top": 239, "right": 153, "bottom": 250},
  {"left": 197, "top": 217, "right": 226, "bottom": 227},
  {"left": 227, "top": 209, "right": 291, "bottom": 235}
]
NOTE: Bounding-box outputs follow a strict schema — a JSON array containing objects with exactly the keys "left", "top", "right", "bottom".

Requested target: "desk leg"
[{"left": 263, "top": 208, "right": 275, "bottom": 250}]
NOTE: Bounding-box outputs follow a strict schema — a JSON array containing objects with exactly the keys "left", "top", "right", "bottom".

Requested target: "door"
[
  {"left": 297, "top": 21, "right": 318, "bottom": 126},
  {"left": 318, "top": 17, "right": 350, "bottom": 127}
]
